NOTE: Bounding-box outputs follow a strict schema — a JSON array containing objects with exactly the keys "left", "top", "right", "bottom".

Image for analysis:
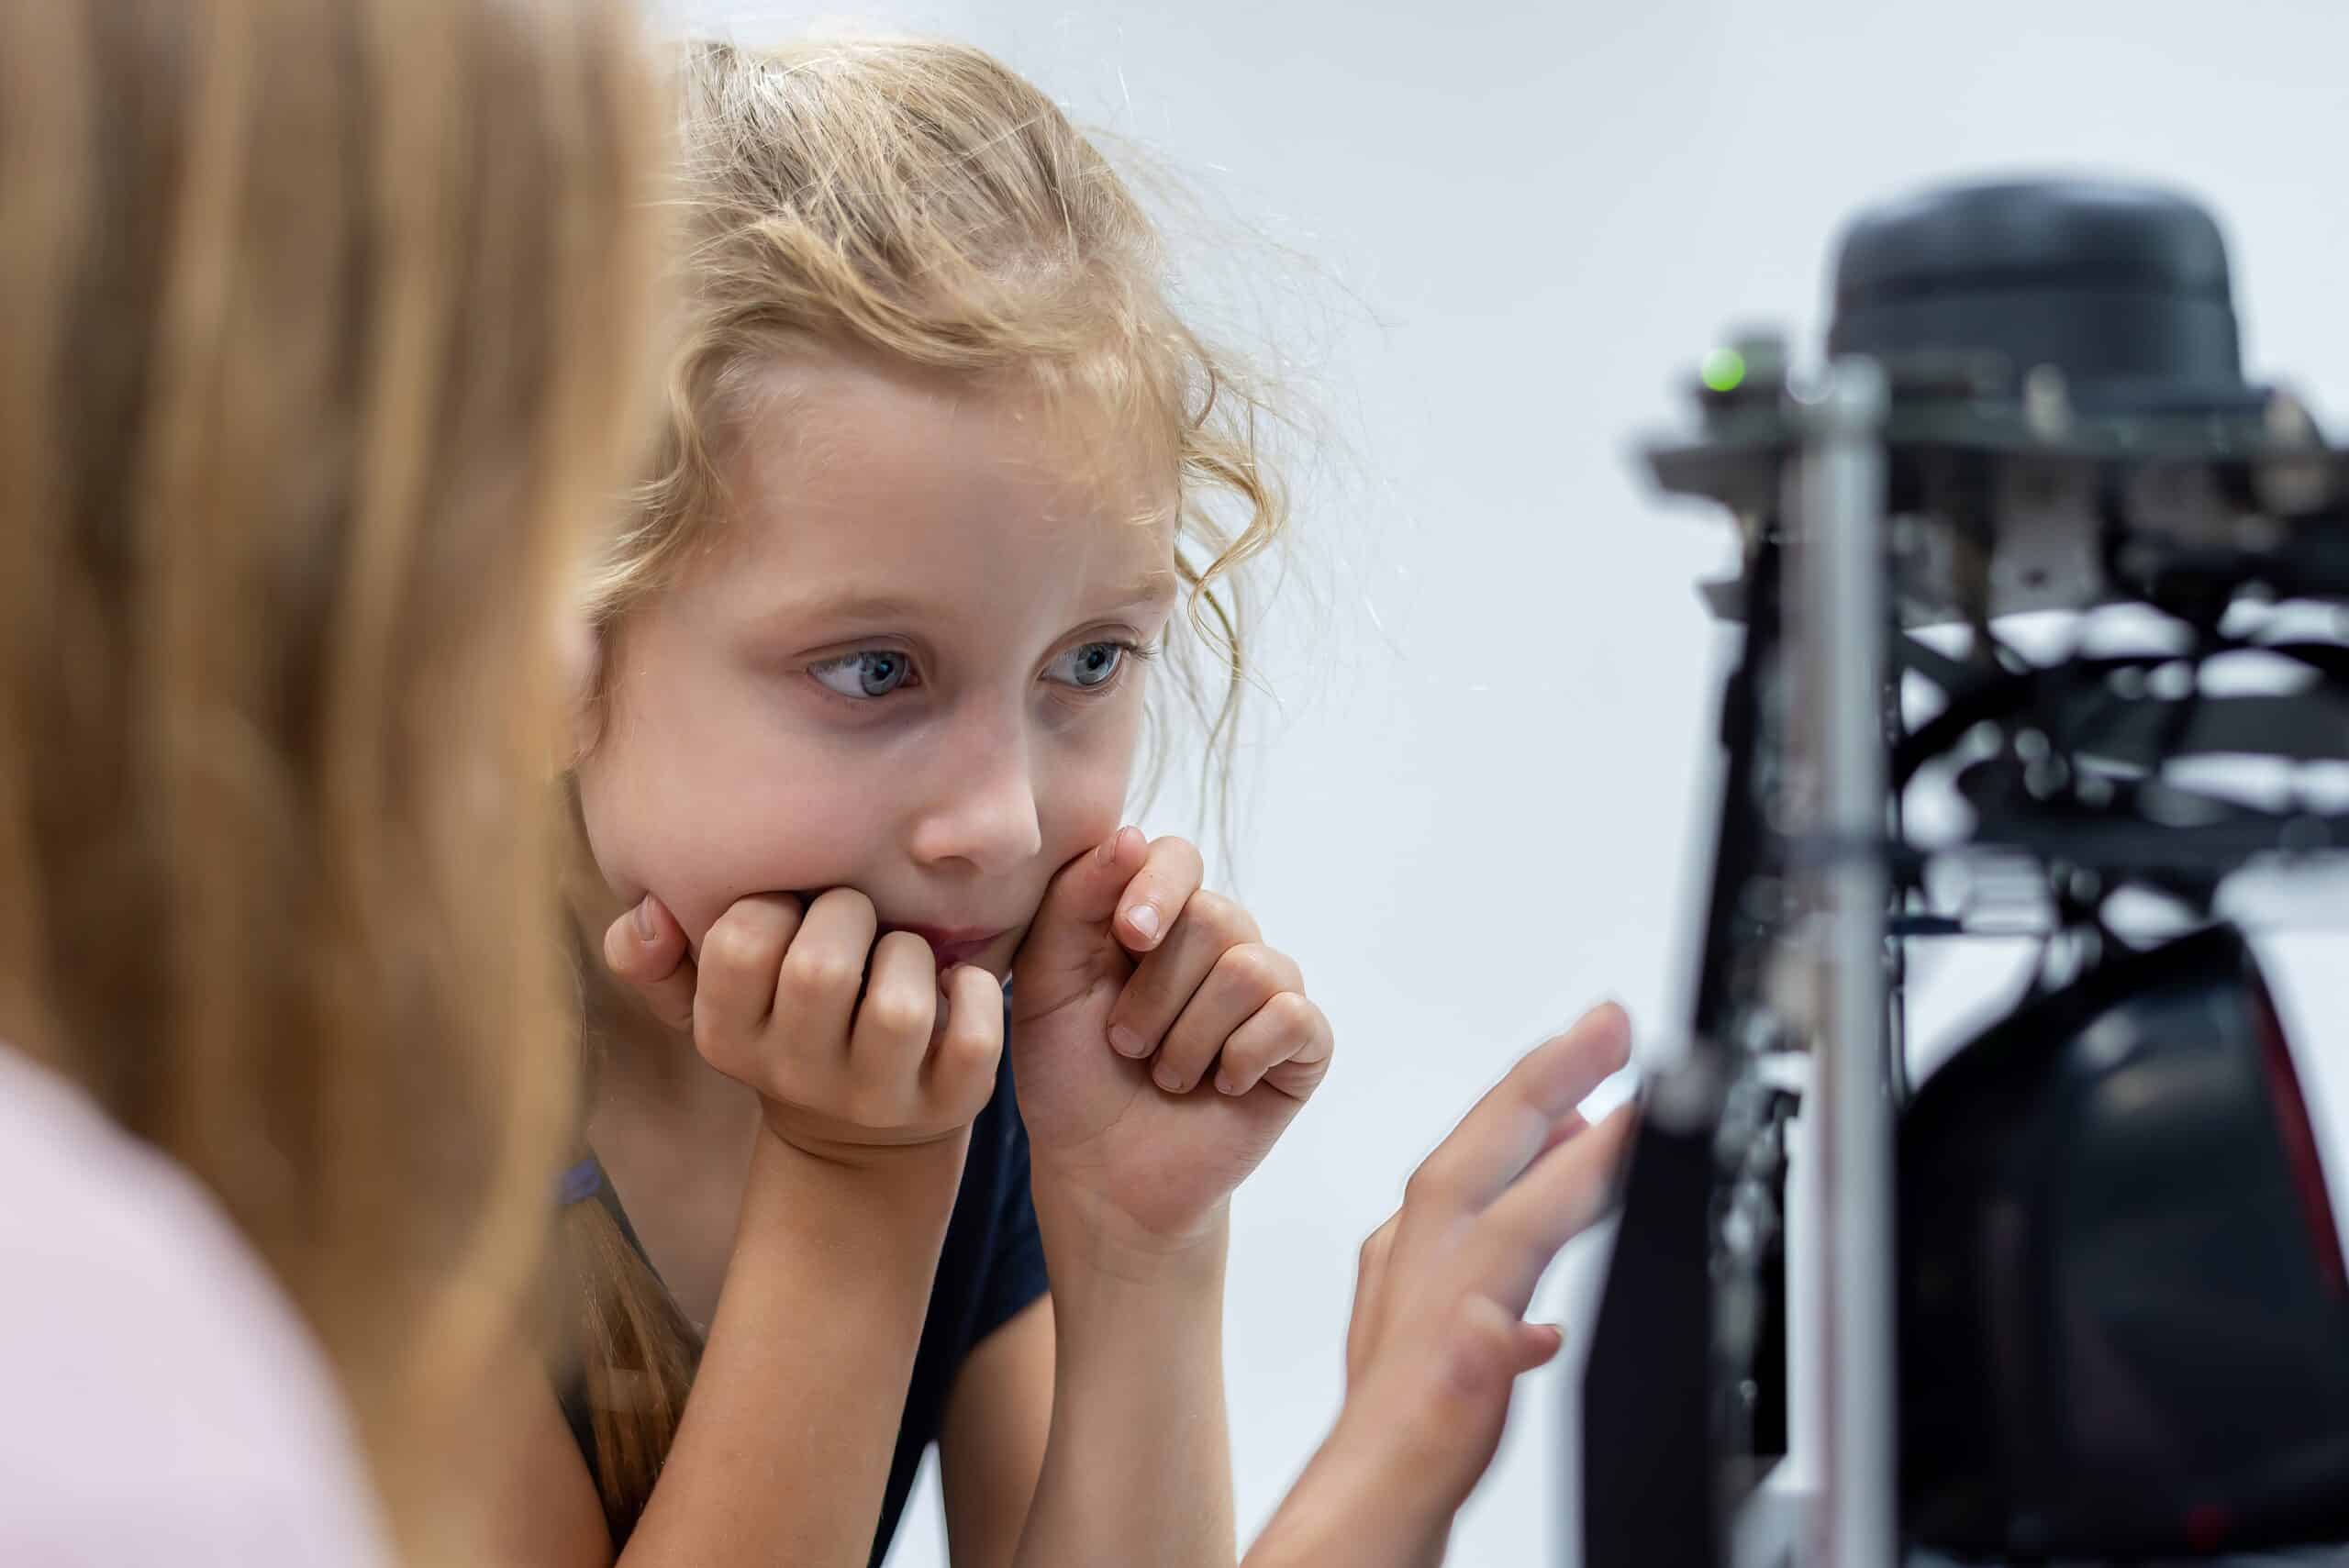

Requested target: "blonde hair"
[
  {"left": 0, "top": 0, "right": 662, "bottom": 1558},
  {"left": 559, "top": 35, "right": 1294, "bottom": 1539}
]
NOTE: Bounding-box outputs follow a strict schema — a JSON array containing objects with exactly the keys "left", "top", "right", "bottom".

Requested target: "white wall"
[{"left": 654, "top": 4, "right": 2349, "bottom": 1562}]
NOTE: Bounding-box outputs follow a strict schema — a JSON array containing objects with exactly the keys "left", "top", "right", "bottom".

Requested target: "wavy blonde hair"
[
  {"left": 558, "top": 35, "right": 1293, "bottom": 1540},
  {"left": 0, "top": 0, "right": 662, "bottom": 1558}
]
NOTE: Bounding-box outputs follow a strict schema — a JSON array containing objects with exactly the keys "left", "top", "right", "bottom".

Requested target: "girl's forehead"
[
  {"left": 688, "top": 355, "right": 1180, "bottom": 622},
  {"left": 738, "top": 350, "right": 1176, "bottom": 495},
  {"left": 722, "top": 354, "right": 1179, "bottom": 555}
]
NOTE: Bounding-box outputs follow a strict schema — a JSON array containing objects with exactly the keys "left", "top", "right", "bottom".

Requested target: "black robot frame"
[{"left": 1578, "top": 181, "right": 2349, "bottom": 1568}]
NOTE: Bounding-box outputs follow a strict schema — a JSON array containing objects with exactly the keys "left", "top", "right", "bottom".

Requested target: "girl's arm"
[
  {"left": 1011, "top": 1207, "right": 1236, "bottom": 1568},
  {"left": 936, "top": 1301, "right": 1053, "bottom": 1568},
  {"left": 963, "top": 828, "right": 1335, "bottom": 1568},
  {"left": 935, "top": 1005, "right": 1632, "bottom": 1568},
  {"left": 494, "top": 1132, "right": 963, "bottom": 1568},
  {"left": 622, "top": 1128, "right": 968, "bottom": 1562},
  {"left": 935, "top": 1226, "right": 1235, "bottom": 1568},
  {"left": 498, "top": 889, "right": 1000, "bottom": 1568},
  {"left": 1244, "top": 1007, "right": 1636, "bottom": 1568}
]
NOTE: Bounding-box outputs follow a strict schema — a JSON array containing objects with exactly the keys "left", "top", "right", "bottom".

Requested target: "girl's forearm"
[
  {"left": 618, "top": 1129, "right": 965, "bottom": 1568},
  {"left": 1240, "top": 1422, "right": 1454, "bottom": 1568},
  {"left": 1012, "top": 1200, "right": 1237, "bottom": 1568}
]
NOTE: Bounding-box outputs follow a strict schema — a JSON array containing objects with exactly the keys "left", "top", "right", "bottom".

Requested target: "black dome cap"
[{"left": 1827, "top": 177, "right": 2248, "bottom": 410}]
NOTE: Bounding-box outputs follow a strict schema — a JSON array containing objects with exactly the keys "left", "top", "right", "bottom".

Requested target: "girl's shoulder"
[{"left": 0, "top": 1044, "right": 393, "bottom": 1566}]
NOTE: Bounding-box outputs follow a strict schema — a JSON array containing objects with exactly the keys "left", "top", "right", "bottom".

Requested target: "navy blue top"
[{"left": 562, "top": 1047, "right": 1049, "bottom": 1565}]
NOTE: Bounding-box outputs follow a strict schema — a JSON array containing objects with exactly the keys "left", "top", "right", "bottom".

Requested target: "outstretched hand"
[{"left": 1249, "top": 1004, "right": 1638, "bottom": 1568}]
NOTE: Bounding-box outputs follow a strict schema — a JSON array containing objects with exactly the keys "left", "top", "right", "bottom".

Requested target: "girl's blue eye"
[
  {"left": 811, "top": 650, "right": 916, "bottom": 699},
  {"left": 1047, "top": 641, "right": 1127, "bottom": 690}
]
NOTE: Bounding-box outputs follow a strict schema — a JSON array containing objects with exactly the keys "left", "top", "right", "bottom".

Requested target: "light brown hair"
[
  {"left": 0, "top": 0, "right": 662, "bottom": 1557},
  {"left": 560, "top": 34, "right": 1294, "bottom": 1540}
]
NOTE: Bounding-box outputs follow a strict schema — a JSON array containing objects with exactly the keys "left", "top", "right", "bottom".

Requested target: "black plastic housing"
[{"left": 1901, "top": 925, "right": 2349, "bottom": 1559}]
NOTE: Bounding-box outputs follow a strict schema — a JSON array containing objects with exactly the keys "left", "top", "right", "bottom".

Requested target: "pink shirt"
[{"left": 0, "top": 1045, "right": 392, "bottom": 1566}]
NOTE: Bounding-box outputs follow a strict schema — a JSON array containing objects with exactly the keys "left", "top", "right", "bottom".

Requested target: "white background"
[{"left": 653, "top": 4, "right": 2349, "bottom": 1562}]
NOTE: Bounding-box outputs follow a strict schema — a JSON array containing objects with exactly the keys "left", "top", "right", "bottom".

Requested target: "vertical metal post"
[{"left": 1789, "top": 358, "right": 1895, "bottom": 1568}]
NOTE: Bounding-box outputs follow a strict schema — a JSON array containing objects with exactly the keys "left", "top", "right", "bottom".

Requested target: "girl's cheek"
[
  {"left": 673, "top": 789, "right": 874, "bottom": 939},
  {"left": 1041, "top": 736, "right": 1141, "bottom": 857},
  {"left": 581, "top": 724, "right": 874, "bottom": 945}
]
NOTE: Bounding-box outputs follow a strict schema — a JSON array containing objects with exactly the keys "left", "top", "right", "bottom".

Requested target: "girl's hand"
[
  {"left": 1250, "top": 1005, "right": 1637, "bottom": 1568},
  {"left": 1008, "top": 827, "right": 1334, "bottom": 1251},
  {"left": 602, "top": 889, "right": 1003, "bottom": 1164}
]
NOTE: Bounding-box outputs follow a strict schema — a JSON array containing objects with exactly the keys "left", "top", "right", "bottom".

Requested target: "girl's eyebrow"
[
  {"left": 1089, "top": 572, "right": 1180, "bottom": 613},
  {"left": 752, "top": 571, "right": 1177, "bottom": 634},
  {"left": 751, "top": 589, "right": 928, "bottom": 629}
]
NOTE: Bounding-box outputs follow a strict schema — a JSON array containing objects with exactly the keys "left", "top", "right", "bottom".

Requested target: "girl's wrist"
[
  {"left": 756, "top": 1098, "right": 972, "bottom": 1177},
  {"left": 745, "top": 1116, "right": 970, "bottom": 1241},
  {"left": 1031, "top": 1180, "right": 1230, "bottom": 1287},
  {"left": 1033, "top": 1186, "right": 1230, "bottom": 1360}
]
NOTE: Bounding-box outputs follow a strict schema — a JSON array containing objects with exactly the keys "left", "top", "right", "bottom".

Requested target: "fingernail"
[
  {"left": 1155, "top": 1064, "right": 1186, "bottom": 1093},
  {"left": 1215, "top": 1073, "right": 1239, "bottom": 1095},
  {"left": 632, "top": 896, "right": 656, "bottom": 942},
  {"left": 1126, "top": 904, "right": 1161, "bottom": 943},
  {"left": 1108, "top": 1025, "right": 1146, "bottom": 1058}
]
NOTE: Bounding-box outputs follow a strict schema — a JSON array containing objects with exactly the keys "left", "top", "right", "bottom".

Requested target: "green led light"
[{"left": 1701, "top": 347, "right": 1746, "bottom": 394}]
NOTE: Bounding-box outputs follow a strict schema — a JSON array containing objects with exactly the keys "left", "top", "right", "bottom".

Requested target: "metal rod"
[{"left": 1790, "top": 357, "right": 1896, "bottom": 1568}]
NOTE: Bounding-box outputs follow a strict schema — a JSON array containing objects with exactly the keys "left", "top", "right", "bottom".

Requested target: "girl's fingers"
[
  {"left": 1442, "top": 1296, "right": 1560, "bottom": 1399},
  {"left": 1472, "top": 1102, "right": 1640, "bottom": 1318},
  {"left": 1018, "top": 828, "right": 1147, "bottom": 982},
  {"left": 1008, "top": 828, "right": 1152, "bottom": 1034},
  {"left": 1211, "top": 990, "right": 1331, "bottom": 1101},
  {"left": 1512, "top": 1320, "right": 1567, "bottom": 1373},
  {"left": 849, "top": 929, "right": 941, "bottom": 1087},
  {"left": 773, "top": 887, "right": 878, "bottom": 1062},
  {"left": 1532, "top": 1107, "right": 1591, "bottom": 1161},
  {"left": 602, "top": 894, "right": 697, "bottom": 1033},
  {"left": 1146, "top": 940, "right": 1301, "bottom": 1093},
  {"left": 1112, "top": 834, "right": 1207, "bottom": 954},
  {"left": 694, "top": 895, "right": 804, "bottom": 1046},
  {"left": 928, "top": 962, "right": 1007, "bottom": 1120},
  {"left": 1404, "top": 1004, "right": 1631, "bottom": 1219},
  {"left": 1107, "top": 889, "right": 1262, "bottom": 1062}
]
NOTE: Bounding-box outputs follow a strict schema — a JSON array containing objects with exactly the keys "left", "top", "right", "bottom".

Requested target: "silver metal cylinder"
[{"left": 1788, "top": 357, "right": 1895, "bottom": 1568}]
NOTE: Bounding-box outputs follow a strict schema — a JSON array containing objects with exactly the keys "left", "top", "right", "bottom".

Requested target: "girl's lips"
[{"left": 894, "top": 925, "right": 1012, "bottom": 969}]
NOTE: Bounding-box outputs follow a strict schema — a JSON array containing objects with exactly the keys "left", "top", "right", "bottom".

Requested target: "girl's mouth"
[{"left": 892, "top": 925, "right": 1013, "bottom": 970}]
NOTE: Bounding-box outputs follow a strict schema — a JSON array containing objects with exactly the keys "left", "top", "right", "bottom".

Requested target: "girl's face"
[{"left": 574, "top": 355, "right": 1179, "bottom": 979}]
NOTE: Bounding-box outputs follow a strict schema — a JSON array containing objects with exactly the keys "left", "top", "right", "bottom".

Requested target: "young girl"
[{"left": 531, "top": 36, "right": 1334, "bottom": 1568}]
